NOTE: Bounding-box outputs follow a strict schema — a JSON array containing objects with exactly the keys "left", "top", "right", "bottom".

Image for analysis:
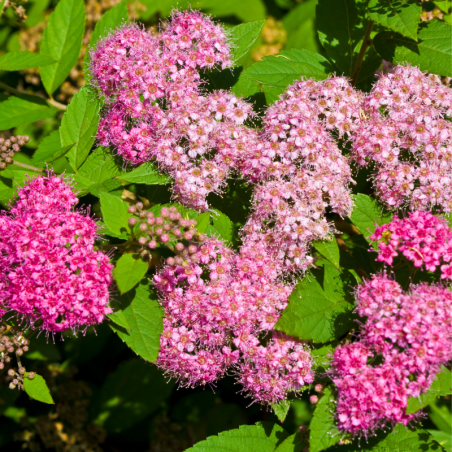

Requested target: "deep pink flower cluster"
[
  {"left": 153, "top": 234, "right": 313, "bottom": 403},
  {"left": 372, "top": 211, "right": 452, "bottom": 278},
  {"left": 352, "top": 65, "right": 452, "bottom": 211},
  {"left": 332, "top": 274, "right": 452, "bottom": 435},
  {"left": 0, "top": 176, "right": 113, "bottom": 332},
  {"left": 90, "top": 12, "right": 260, "bottom": 210}
]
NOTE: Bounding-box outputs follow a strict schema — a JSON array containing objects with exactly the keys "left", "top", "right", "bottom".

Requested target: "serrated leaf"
[
  {"left": 199, "top": 0, "right": 266, "bottom": 22},
  {"left": 91, "top": 359, "right": 173, "bottom": 434},
  {"left": 114, "top": 254, "right": 148, "bottom": 295},
  {"left": 23, "top": 374, "right": 54, "bottom": 404},
  {"left": 195, "top": 212, "right": 210, "bottom": 234},
  {"left": 313, "top": 237, "right": 340, "bottom": 269},
  {"left": 309, "top": 386, "right": 340, "bottom": 452},
  {"left": 185, "top": 422, "right": 289, "bottom": 452},
  {"left": 99, "top": 191, "right": 131, "bottom": 236},
  {"left": 274, "top": 432, "right": 307, "bottom": 452},
  {"left": 349, "top": 194, "right": 393, "bottom": 244},
  {"left": 275, "top": 261, "right": 355, "bottom": 343},
  {"left": 109, "top": 281, "right": 163, "bottom": 362},
  {"left": 434, "top": 0, "right": 451, "bottom": 13},
  {"left": 60, "top": 87, "right": 100, "bottom": 170},
  {"left": 211, "top": 209, "right": 235, "bottom": 243},
  {"left": 31, "top": 130, "right": 61, "bottom": 164},
  {"left": 368, "top": 0, "right": 421, "bottom": 41},
  {"left": 119, "top": 162, "right": 170, "bottom": 185},
  {"left": 231, "top": 72, "right": 262, "bottom": 98},
  {"left": 270, "top": 400, "right": 292, "bottom": 423},
  {"left": 374, "top": 20, "right": 452, "bottom": 77},
  {"left": 243, "top": 48, "right": 333, "bottom": 89},
  {"left": 84, "top": 0, "right": 128, "bottom": 80},
  {"left": 407, "top": 366, "right": 452, "bottom": 414},
  {"left": 230, "top": 19, "right": 266, "bottom": 62},
  {"left": 0, "top": 94, "right": 57, "bottom": 129},
  {"left": 428, "top": 430, "right": 451, "bottom": 451},
  {"left": 428, "top": 400, "right": 452, "bottom": 434},
  {"left": 40, "top": 0, "right": 85, "bottom": 95},
  {"left": 0, "top": 51, "right": 55, "bottom": 71},
  {"left": 32, "top": 140, "right": 74, "bottom": 165},
  {"left": 317, "top": 0, "right": 373, "bottom": 76}
]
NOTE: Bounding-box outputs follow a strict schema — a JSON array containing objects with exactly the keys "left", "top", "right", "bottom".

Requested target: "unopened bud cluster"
[
  {"left": 0, "top": 324, "right": 35, "bottom": 390},
  {"left": 0, "top": 135, "right": 29, "bottom": 169},
  {"left": 128, "top": 204, "right": 207, "bottom": 263}
]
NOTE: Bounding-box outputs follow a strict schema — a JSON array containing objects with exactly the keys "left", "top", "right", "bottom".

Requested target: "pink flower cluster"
[
  {"left": 0, "top": 176, "right": 113, "bottom": 333},
  {"left": 352, "top": 65, "right": 452, "bottom": 211},
  {"left": 154, "top": 233, "right": 313, "bottom": 403},
  {"left": 90, "top": 12, "right": 260, "bottom": 210},
  {"left": 372, "top": 211, "right": 452, "bottom": 278},
  {"left": 332, "top": 274, "right": 452, "bottom": 435}
]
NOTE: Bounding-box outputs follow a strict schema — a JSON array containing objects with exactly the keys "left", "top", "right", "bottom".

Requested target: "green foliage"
[
  {"left": 40, "top": 0, "right": 85, "bottom": 95},
  {"left": 0, "top": 94, "right": 57, "bottom": 129},
  {"left": 23, "top": 374, "right": 54, "bottom": 404},
  {"left": 99, "top": 191, "right": 132, "bottom": 236},
  {"left": 309, "top": 386, "right": 340, "bottom": 452},
  {"left": 119, "top": 162, "right": 170, "bottom": 185},
  {"left": 0, "top": 51, "right": 55, "bottom": 71},
  {"left": 109, "top": 281, "right": 164, "bottom": 362},
  {"left": 374, "top": 20, "right": 452, "bottom": 77},
  {"left": 90, "top": 359, "right": 174, "bottom": 434},
  {"left": 270, "top": 400, "right": 292, "bottom": 422},
  {"left": 368, "top": 0, "right": 422, "bottom": 41},
  {"left": 407, "top": 366, "right": 452, "bottom": 414},
  {"left": 274, "top": 432, "right": 307, "bottom": 452},
  {"left": 60, "top": 86, "right": 100, "bottom": 170},
  {"left": 113, "top": 254, "right": 149, "bottom": 295},
  {"left": 229, "top": 19, "right": 266, "bottom": 62},
  {"left": 275, "top": 261, "right": 355, "bottom": 343},
  {"left": 312, "top": 237, "right": 340, "bottom": 269},
  {"left": 185, "top": 422, "right": 289, "bottom": 452}
]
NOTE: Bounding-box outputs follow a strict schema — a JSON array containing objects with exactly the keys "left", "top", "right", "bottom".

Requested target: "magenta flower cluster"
[
  {"left": 352, "top": 65, "right": 452, "bottom": 211},
  {"left": 90, "top": 11, "right": 259, "bottom": 211},
  {"left": 332, "top": 274, "right": 452, "bottom": 435},
  {"left": 0, "top": 176, "right": 113, "bottom": 332},
  {"left": 372, "top": 211, "right": 452, "bottom": 279}
]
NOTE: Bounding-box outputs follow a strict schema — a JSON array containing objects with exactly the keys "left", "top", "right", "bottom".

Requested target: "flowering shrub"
[{"left": 0, "top": 0, "right": 451, "bottom": 451}]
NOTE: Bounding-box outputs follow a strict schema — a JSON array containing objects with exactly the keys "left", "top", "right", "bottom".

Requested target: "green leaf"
[
  {"left": 428, "top": 430, "right": 451, "bottom": 451},
  {"left": 99, "top": 192, "right": 132, "bottom": 236},
  {"left": 73, "top": 147, "right": 124, "bottom": 195},
  {"left": 407, "top": 366, "right": 452, "bottom": 414},
  {"left": 309, "top": 386, "right": 340, "bottom": 452},
  {"left": 31, "top": 130, "right": 60, "bottom": 164},
  {"left": 229, "top": 19, "right": 266, "bottom": 62},
  {"left": 211, "top": 209, "right": 235, "bottom": 243},
  {"left": 119, "top": 162, "right": 170, "bottom": 185},
  {"left": 275, "top": 261, "right": 355, "bottom": 343},
  {"left": 109, "top": 280, "right": 163, "bottom": 362},
  {"left": 185, "top": 422, "right": 289, "bottom": 452},
  {"left": 428, "top": 400, "right": 452, "bottom": 434},
  {"left": 243, "top": 48, "right": 333, "bottom": 89},
  {"left": 274, "top": 432, "right": 307, "bottom": 452},
  {"left": 270, "top": 400, "right": 292, "bottom": 423},
  {"left": 40, "top": 0, "right": 85, "bottom": 95},
  {"left": 368, "top": 0, "right": 421, "bottom": 41},
  {"left": 195, "top": 212, "right": 210, "bottom": 234},
  {"left": 434, "top": 0, "right": 451, "bottom": 13},
  {"left": 23, "top": 374, "right": 54, "bottom": 404},
  {"left": 84, "top": 0, "right": 128, "bottom": 80},
  {"left": 0, "top": 51, "right": 55, "bottom": 71},
  {"left": 374, "top": 20, "right": 452, "bottom": 77},
  {"left": 0, "top": 94, "right": 57, "bottom": 130},
  {"left": 199, "top": 0, "right": 266, "bottom": 22},
  {"left": 114, "top": 254, "right": 149, "bottom": 295},
  {"left": 349, "top": 194, "right": 393, "bottom": 243},
  {"left": 312, "top": 237, "right": 340, "bottom": 269},
  {"left": 91, "top": 359, "right": 173, "bottom": 434},
  {"left": 60, "top": 86, "right": 100, "bottom": 170}
]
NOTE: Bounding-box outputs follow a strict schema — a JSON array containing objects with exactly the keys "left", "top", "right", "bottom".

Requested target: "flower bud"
[
  {"left": 128, "top": 217, "right": 137, "bottom": 226},
  {"left": 167, "top": 257, "right": 175, "bottom": 266},
  {"left": 8, "top": 383, "right": 15, "bottom": 390},
  {"left": 148, "top": 240, "right": 157, "bottom": 249},
  {"left": 138, "top": 236, "right": 147, "bottom": 245},
  {"left": 128, "top": 206, "right": 137, "bottom": 213},
  {"left": 136, "top": 202, "right": 143, "bottom": 210},
  {"left": 27, "top": 372, "right": 35, "bottom": 380},
  {"left": 139, "top": 223, "right": 148, "bottom": 231},
  {"left": 310, "top": 395, "right": 318, "bottom": 404},
  {"left": 18, "top": 367, "right": 25, "bottom": 375},
  {"left": 315, "top": 384, "right": 323, "bottom": 392},
  {"left": 7, "top": 369, "right": 15, "bottom": 376}
]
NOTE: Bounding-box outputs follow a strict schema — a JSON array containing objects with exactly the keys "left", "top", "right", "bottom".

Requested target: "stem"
[
  {"left": 351, "top": 20, "right": 374, "bottom": 86},
  {"left": 11, "top": 160, "right": 43, "bottom": 173},
  {"left": 0, "top": 81, "right": 67, "bottom": 111}
]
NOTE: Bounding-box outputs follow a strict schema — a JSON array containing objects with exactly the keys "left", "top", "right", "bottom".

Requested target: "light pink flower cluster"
[
  {"left": 241, "top": 77, "right": 359, "bottom": 273},
  {"left": 0, "top": 176, "right": 113, "bottom": 333},
  {"left": 332, "top": 274, "right": 452, "bottom": 435},
  {"left": 153, "top": 233, "right": 313, "bottom": 403},
  {"left": 352, "top": 65, "right": 452, "bottom": 211},
  {"left": 372, "top": 211, "right": 452, "bottom": 278},
  {"left": 91, "top": 12, "right": 259, "bottom": 210}
]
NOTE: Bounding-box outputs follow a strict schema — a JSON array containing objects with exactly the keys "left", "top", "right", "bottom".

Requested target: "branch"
[
  {"left": 11, "top": 160, "right": 43, "bottom": 173},
  {"left": 350, "top": 20, "right": 374, "bottom": 86},
  {"left": 0, "top": 81, "right": 67, "bottom": 111}
]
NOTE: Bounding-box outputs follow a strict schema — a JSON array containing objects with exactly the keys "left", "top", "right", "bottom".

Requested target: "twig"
[
  {"left": 11, "top": 160, "right": 43, "bottom": 173},
  {"left": 351, "top": 20, "right": 374, "bottom": 86},
  {"left": 0, "top": 81, "right": 67, "bottom": 111}
]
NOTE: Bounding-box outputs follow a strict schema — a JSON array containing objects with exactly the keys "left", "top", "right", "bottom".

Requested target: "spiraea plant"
[{"left": 0, "top": 0, "right": 450, "bottom": 451}]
